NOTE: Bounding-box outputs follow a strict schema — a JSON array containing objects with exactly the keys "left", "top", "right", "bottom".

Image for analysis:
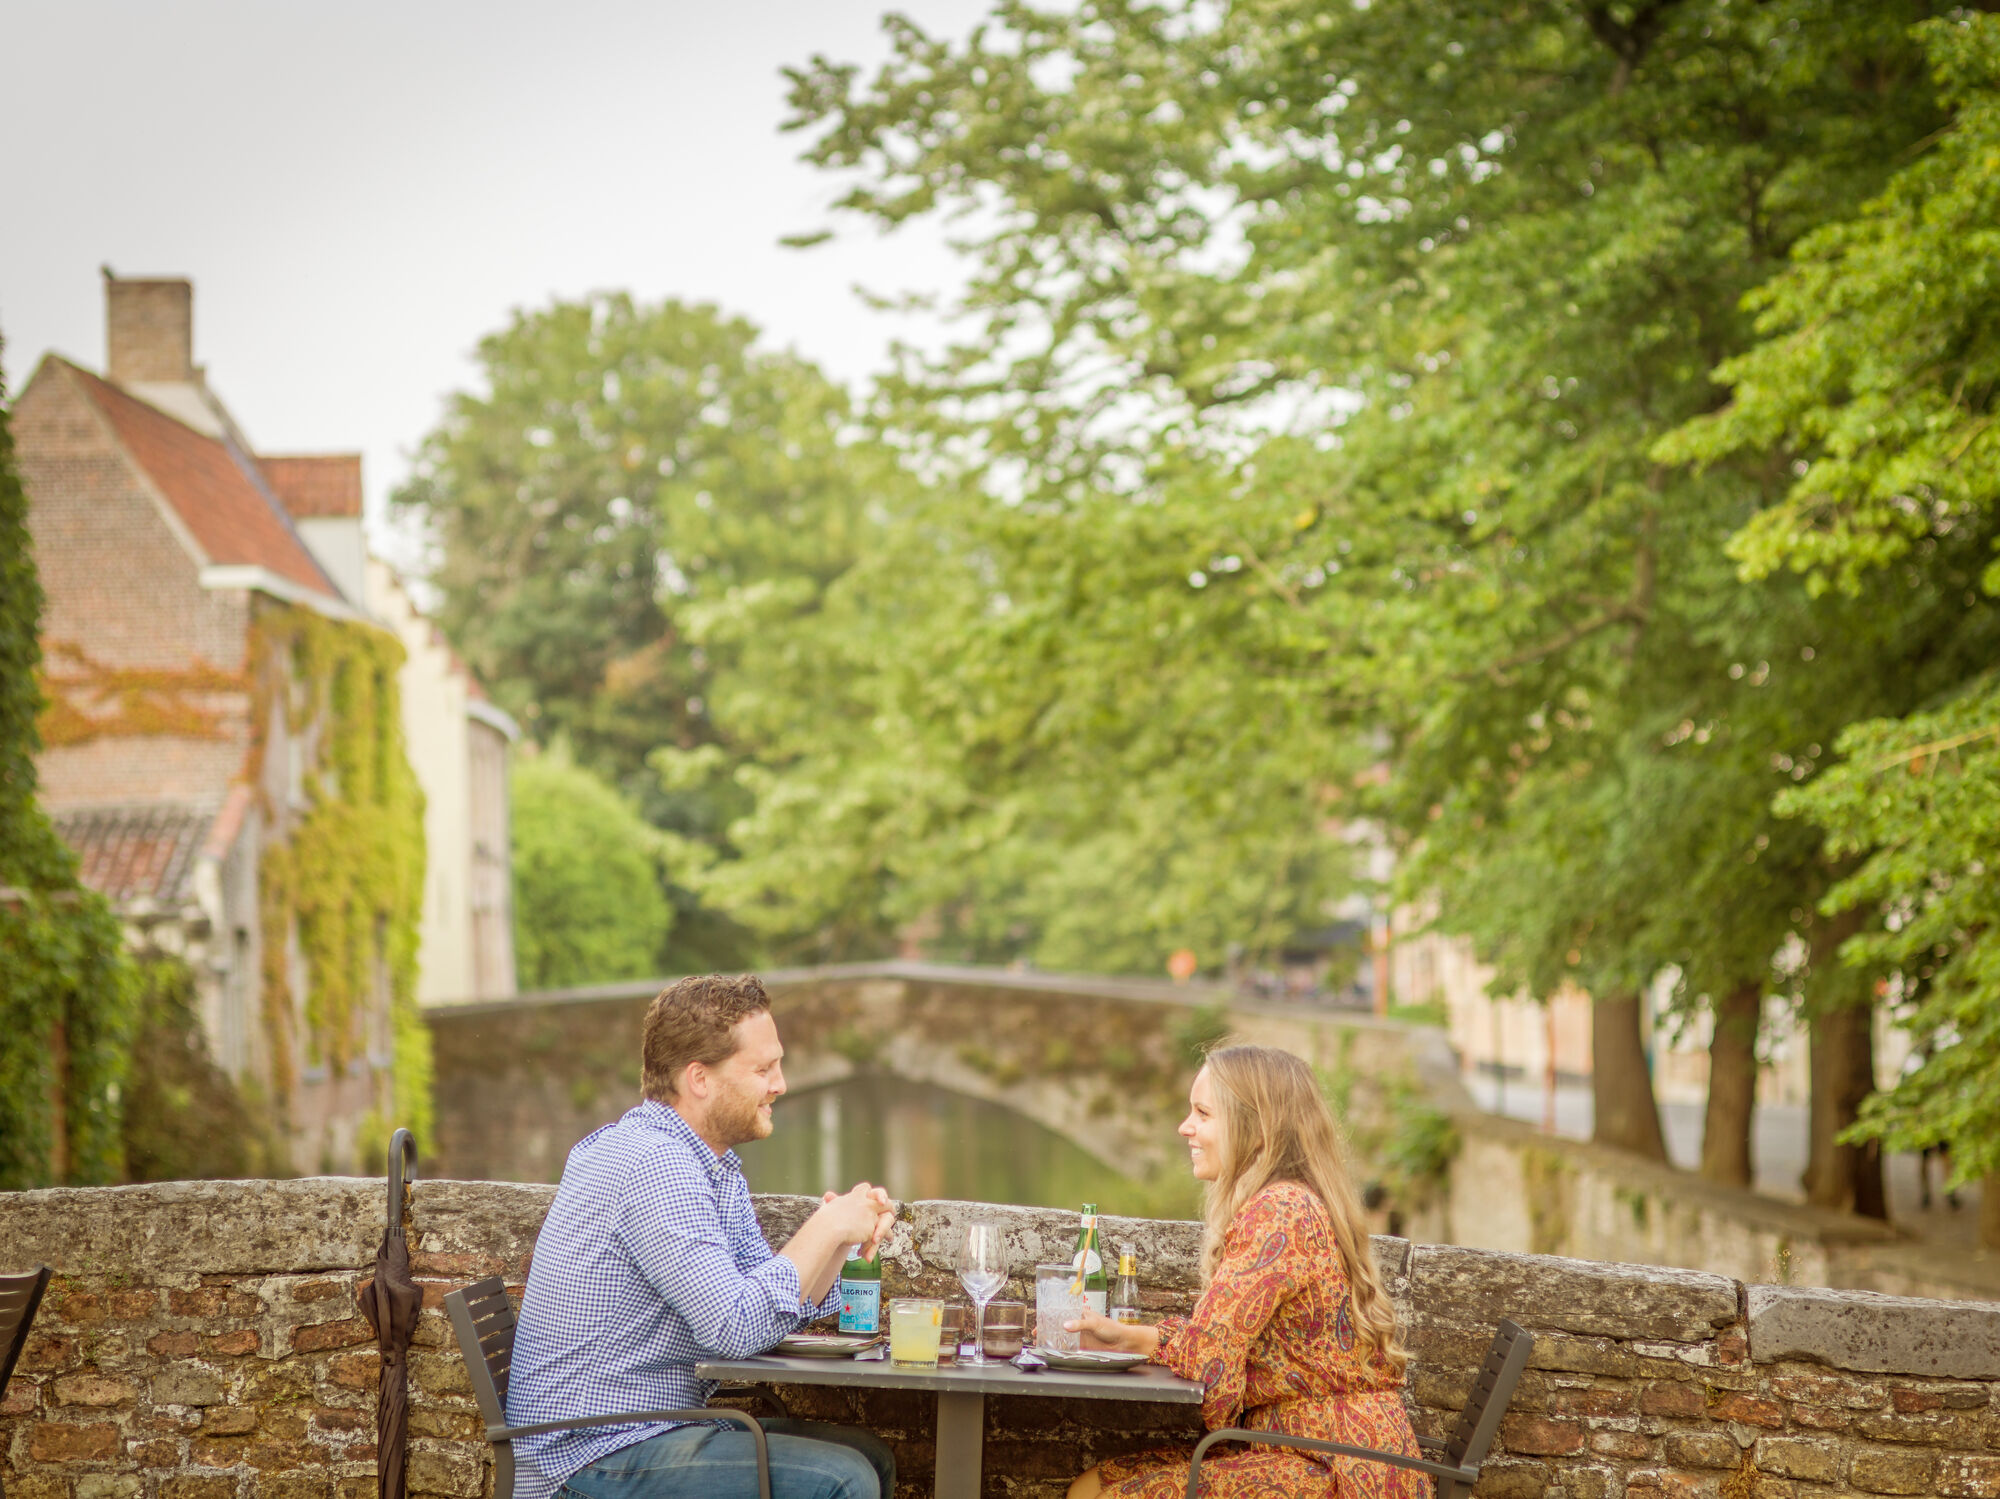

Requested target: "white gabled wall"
[{"left": 364, "top": 557, "right": 516, "bottom": 1004}]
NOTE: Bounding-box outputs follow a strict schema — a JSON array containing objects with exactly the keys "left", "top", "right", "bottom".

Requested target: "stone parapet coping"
[
  {"left": 1746, "top": 1283, "right": 2000, "bottom": 1380},
  {"left": 8, "top": 1178, "right": 1999, "bottom": 1380},
  {"left": 426, "top": 958, "right": 1383, "bottom": 1025}
]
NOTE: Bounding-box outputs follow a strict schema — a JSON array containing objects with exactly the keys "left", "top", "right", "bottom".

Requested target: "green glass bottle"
[
  {"left": 838, "top": 1244, "right": 881, "bottom": 1334},
  {"left": 1072, "top": 1203, "right": 1109, "bottom": 1315}
]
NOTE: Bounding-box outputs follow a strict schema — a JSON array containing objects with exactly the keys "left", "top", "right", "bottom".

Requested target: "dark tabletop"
[{"left": 696, "top": 1353, "right": 1203, "bottom": 1404}]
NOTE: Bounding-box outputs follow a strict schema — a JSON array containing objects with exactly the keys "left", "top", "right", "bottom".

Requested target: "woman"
[{"left": 1065, "top": 1045, "right": 1426, "bottom": 1499}]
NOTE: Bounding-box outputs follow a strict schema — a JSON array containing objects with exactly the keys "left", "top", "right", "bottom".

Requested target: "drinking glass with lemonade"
[{"left": 889, "top": 1298, "right": 944, "bottom": 1367}]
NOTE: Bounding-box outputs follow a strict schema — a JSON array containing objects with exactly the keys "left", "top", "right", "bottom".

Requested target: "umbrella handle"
[{"left": 388, "top": 1128, "right": 418, "bottom": 1241}]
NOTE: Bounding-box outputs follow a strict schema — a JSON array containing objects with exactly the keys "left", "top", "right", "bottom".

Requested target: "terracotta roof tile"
[
  {"left": 261, "top": 453, "right": 363, "bottom": 518},
  {"left": 52, "top": 801, "right": 218, "bottom": 907},
  {"left": 66, "top": 362, "right": 338, "bottom": 597}
]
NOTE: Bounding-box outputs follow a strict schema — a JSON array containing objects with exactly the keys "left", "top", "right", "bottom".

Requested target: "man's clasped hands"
[{"left": 775, "top": 1181, "right": 898, "bottom": 1304}]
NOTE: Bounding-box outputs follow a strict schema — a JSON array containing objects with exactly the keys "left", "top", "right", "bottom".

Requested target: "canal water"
[{"left": 735, "top": 1074, "right": 1201, "bottom": 1218}]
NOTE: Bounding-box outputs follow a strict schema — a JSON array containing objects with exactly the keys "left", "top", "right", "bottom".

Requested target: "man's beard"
[{"left": 707, "top": 1086, "right": 772, "bottom": 1148}]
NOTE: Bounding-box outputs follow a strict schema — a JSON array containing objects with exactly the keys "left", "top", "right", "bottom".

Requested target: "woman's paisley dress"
[{"left": 1096, "top": 1181, "right": 1428, "bottom": 1499}]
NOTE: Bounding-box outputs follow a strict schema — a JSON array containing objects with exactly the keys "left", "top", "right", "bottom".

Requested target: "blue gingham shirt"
[{"left": 507, "top": 1101, "right": 839, "bottom": 1499}]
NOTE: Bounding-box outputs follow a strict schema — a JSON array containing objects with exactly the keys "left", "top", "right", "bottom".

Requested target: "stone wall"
[
  {"left": 7, "top": 1180, "right": 2000, "bottom": 1499},
  {"left": 1437, "top": 1109, "right": 2000, "bottom": 1306}
]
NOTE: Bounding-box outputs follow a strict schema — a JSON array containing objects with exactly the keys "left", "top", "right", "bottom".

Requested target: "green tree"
[
  {"left": 786, "top": 0, "right": 1968, "bottom": 1180},
  {"left": 1661, "top": 11, "right": 2000, "bottom": 1237},
  {"left": 0, "top": 340, "right": 134, "bottom": 1189},
  {"left": 677, "top": 455, "right": 1367, "bottom": 971},
  {"left": 394, "top": 294, "right": 909, "bottom": 968},
  {"left": 510, "top": 752, "right": 679, "bottom": 990}
]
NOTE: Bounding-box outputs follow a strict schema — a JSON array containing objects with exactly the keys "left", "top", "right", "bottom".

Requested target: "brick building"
[{"left": 12, "top": 273, "right": 513, "bottom": 1171}]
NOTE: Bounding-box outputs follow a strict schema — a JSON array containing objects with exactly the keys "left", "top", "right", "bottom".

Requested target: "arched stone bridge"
[{"left": 424, "top": 961, "right": 1437, "bottom": 1184}]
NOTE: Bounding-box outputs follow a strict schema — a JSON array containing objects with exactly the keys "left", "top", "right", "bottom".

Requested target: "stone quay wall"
[
  {"left": 1438, "top": 1111, "right": 2000, "bottom": 1306},
  {"left": 5, "top": 1180, "right": 2000, "bottom": 1499}
]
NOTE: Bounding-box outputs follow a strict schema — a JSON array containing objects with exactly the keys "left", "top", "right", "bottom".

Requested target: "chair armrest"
[
  {"left": 487, "top": 1408, "right": 761, "bottom": 1441},
  {"left": 1184, "top": 1427, "right": 1477, "bottom": 1499}
]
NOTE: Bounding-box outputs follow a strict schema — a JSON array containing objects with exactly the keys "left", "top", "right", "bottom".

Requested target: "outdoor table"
[{"left": 695, "top": 1351, "right": 1203, "bottom": 1499}]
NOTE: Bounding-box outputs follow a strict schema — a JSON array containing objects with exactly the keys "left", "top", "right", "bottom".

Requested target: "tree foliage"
[
  {"left": 0, "top": 340, "right": 135, "bottom": 1189},
  {"left": 1662, "top": 12, "right": 2000, "bottom": 595},
  {"left": 1665, "top": 11, "right": 2000, "bottom": 1184},
  {"left": 510, "top": 752, "right": 679, "bottom": 990},
  {"left": 395, "top": 294, "right": 909, "bottom": 967},
  {"left": 778, "top": 0, "right": 1981, "bottom": 1143}
]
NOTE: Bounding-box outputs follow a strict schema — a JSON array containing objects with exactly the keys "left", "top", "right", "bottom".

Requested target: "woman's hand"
[{"left": 1065, "top": 1309, "right": 1160, "bottom": 1359}]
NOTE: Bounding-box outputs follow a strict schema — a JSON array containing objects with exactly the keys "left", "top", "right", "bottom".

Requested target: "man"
[{"left": 508, "top": 974, "right": 897, "bottom": 1499}]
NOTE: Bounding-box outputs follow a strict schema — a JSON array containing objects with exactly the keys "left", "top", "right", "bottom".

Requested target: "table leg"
[{"left": 934, "top": 1389, "right": 985, "bottom": 1499}]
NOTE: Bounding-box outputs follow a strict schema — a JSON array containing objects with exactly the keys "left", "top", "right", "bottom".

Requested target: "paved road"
[{"left": 1463, "top": 1074, "right": 1985, "bottom": 1251}]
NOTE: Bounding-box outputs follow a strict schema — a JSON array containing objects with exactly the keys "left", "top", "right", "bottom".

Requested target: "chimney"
[{"left": 105, "top": 274, "right": 194, "bottom": 384}]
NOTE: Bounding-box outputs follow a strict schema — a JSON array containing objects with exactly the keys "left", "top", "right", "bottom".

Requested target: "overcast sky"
[{"left": 0, "top": 0, "right": 987, "bottom": 563}]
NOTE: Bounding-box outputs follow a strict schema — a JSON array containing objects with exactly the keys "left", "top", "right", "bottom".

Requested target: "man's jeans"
[{"left": 558, "top": 1419, "right": 894, "bottom": 1499}]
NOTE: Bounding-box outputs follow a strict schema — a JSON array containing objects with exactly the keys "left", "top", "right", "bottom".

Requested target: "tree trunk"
[
  {"left": 1700, "top": 981, "right": 1760, "bottom": 1188},
  {"left": 1592, "top": 991, "right": 1669, "bottom": 1161},
  {"left": 1803, "top": 1001, "right": 1886, "bottom": 1218},
  {"left": 1982, "top": 1172, "right": 2000, "bottom": 1253}
]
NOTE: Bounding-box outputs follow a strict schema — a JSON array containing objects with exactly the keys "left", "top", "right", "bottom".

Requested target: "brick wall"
[
  {"left": 12, "top": 357, "right": 253, "bottom": 809},
  {"left": 4, "top": 1180, "right": 1998, "bottom": 1499}
]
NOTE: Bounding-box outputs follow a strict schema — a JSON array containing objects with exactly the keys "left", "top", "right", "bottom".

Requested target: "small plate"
[
  {"left": 1029, "top": 1347, "right": 1149, "bottom": 1372},
  {"left": 774, "top": 1333, "right": 884, "bottom": 1358}
]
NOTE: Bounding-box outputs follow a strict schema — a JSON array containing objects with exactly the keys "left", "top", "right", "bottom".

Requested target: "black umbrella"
[{"left": 358, "top": 1129, "right": 422, "bottom": 1499}]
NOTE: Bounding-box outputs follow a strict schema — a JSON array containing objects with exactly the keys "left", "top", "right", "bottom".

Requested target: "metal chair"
[
  {"left": 444, "top": 1277, "right": 773, "bottom": 1499},
  {"left": 1, "top": 1266, "right": 54, "bottom": 1499},
  {"left": 1183, "top": 1318, "right": 1534, "bottom": 1499}
]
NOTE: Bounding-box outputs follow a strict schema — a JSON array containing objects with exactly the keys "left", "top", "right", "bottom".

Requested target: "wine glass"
[{"left": 955, "top": 1221, "right": 1008, "bottom": 1365}]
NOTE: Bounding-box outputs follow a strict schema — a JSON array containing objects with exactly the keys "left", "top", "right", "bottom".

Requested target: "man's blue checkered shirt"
[{"left": 506, "top": 1101, "right": 839, "bottom": 1499}]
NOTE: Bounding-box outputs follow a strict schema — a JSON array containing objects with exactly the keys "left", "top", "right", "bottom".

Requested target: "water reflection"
[{"left": 736, "top": 1074, "right": 1168, "bottom": 1211}]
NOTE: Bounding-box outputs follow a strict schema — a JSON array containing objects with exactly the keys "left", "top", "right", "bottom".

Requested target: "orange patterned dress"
[{"left": 1097, "top": 1181, "right": 1427, "bottom": 1499}]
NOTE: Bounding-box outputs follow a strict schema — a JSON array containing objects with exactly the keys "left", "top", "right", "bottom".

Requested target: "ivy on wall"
[
  {"left": 0, "top": 349, "right": 135, "bottom": 1191},
  {"left": 37, "top": 640, "right": 248, "bottom": 748},
  {"left": 251, "top": 604, "right": 431, "bottom": 1154}
]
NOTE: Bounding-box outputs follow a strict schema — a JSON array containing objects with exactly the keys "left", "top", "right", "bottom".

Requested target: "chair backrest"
[
  {"left": 1443, "top": 1317, "right": 1534, "bottom": 1472},
  {"left": 445, "top": 1277, "right": 516, "bottom": 1431},
  {"left": 445, "top": 1278, "right": 521, "bottom": 1499},
  {"left": 0, "top": 1266, "right": 52, "bottom": 1398}
]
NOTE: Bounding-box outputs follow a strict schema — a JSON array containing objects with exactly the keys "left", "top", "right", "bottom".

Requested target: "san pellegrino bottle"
[
  {"left": 1072, "top": 1203, "right": 1109, "bottom": 1315},
  {"left": 838, "top": 1244, "right": 881, "bottom": 1334},
  {"left": 1109, "top": 1241, "right": 1143, "bottom": 1325}
]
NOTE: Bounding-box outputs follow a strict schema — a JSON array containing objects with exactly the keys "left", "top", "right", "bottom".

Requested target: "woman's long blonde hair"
[{"left": 1197, "top": 1044, "right": 1407, "bottom": 1375}]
